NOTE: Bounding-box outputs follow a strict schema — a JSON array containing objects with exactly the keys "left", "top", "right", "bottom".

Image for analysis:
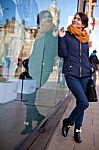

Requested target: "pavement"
[{"left": 46, "top": 74, "right": 99, "bottom": 150}]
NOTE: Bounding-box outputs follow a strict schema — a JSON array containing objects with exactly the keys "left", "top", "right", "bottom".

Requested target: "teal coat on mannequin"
[{"left": 28, "top": 10, "right": 58, "bottom": 89}]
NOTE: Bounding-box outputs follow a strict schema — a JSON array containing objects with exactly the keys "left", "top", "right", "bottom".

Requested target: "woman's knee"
[{"left": 83, "top": 101, "right": 89, "bottom": 110}]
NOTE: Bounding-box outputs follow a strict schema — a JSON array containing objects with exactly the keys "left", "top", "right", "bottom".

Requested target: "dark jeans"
[{"left": 65, "top": 75, "right": 89, "bottom": 128}]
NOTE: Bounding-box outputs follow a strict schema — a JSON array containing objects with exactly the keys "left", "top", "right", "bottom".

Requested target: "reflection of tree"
[
  {"left": 14, "top": 0, "right": 38, "bottom": 28},
  {"left": 0, "top": 4, "right": 9, "bottom": 20}
]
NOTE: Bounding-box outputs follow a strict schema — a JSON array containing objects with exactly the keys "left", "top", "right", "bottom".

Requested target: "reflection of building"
[
  {"left": 0, "top": 1, "right": 60, "bottom": 80},
  {"left": 77, "top": 0, "right": 97, "bottom": 17},
  {"left": 18, "top": 28, "right": 37, "bottom": 60},
  {"left": 48, "top": 0, "right": 60, "bottom": 27},
  {"left": 85, "top": 0, "right": 97, "bottom": 17},
  {"left": 0, "top": 17, "right": 37, "bottom": 79},
  {"left": 77, "top": 0, "right": 97, "bottom": 48}
]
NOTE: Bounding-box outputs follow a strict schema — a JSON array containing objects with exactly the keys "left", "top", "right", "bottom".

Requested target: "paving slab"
[{"left": 46, "top": 75, "right": 99, "bottom": 150}]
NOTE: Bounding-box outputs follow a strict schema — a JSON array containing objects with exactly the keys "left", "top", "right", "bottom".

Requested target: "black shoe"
[
  {"left": 74, "top": 128, "right": 82, "bottom": 143},
  {"left": 62, "top": 118, "right": 73, "bottom": 137}
]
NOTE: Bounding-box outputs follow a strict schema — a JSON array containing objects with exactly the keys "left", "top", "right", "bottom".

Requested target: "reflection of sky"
[
  {"left": 0, "top": 0, "right": 78, "bottom": 28},
  {"left": 16, "top": 0, "right": 38, "bottom": 27},
  {"left": 0, "top": 0, "right": 99, "bottom": 56},
  {"left": 0, "top": 0, "right": 99, "bottom": 28},
  {"left": 0, "top": 0, "right": 15, "bottom": 24},
  {"left": 0, "top": 0, "right": 38, "bottom": 28}
]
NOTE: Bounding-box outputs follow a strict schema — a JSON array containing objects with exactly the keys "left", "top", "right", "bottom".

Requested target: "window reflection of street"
[{"left": 0, "top": 1, "right": 70, "bottom": 149}]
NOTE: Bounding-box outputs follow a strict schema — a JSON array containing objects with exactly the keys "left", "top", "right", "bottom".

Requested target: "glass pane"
[{"left": 0, "top": 0, "right": 78, "bottom": 149}]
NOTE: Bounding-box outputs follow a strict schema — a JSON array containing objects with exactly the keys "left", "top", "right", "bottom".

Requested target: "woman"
[{"left": 58, "top": 12, "right": 92, "bottom": 143}]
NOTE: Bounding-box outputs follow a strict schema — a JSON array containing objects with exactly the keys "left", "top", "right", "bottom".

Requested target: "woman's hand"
[{"left": 58, "top": 27, "right": 66, "bottom": 37}]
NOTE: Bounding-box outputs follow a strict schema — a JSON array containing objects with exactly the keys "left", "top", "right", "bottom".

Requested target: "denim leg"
[
  {"left": 65, "top": 75, "right": 89, "bottom": 128},
  {"left": 74, "top": 100, "right": 84, "bottom": 128},
  {"left": 75, "top": 100, "right": 84, "bottom": 129},
  {"left": 75, "top": 77, "right": 90, "bottom": 128}
]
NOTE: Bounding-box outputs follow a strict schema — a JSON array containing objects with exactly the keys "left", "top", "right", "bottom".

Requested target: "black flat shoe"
[
  {"left": 62, "top": 118, "right": 73, "bottom": 137},
  {"left": 74, "top": 128, "right": 82, "bottom": 143}
]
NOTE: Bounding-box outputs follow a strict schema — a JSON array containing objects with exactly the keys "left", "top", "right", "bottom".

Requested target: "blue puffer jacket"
[{"left": 58, "top": 31, "right": 92, "bottom": 78}]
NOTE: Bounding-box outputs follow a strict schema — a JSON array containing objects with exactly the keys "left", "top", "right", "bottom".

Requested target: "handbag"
[{"left": 86, "top": 76, "right": 98, "bottom": 102}]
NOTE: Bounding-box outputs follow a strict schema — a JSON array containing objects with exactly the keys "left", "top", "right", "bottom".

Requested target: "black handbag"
[{"left": 86, "top": 77, "right": 98, "bottom": 102}]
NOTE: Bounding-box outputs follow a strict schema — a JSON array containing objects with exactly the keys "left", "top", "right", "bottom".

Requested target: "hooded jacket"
[
  {"left": 58, "top": 31, "right": 92, "bottom": 78},
  {"left": 89, "top": 51, "right": 99, "bottom": 70}
]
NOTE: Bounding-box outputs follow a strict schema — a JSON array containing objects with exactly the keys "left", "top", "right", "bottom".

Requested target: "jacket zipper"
[{"left": 80, "top": 42, "right": 82, "bottom": 77}]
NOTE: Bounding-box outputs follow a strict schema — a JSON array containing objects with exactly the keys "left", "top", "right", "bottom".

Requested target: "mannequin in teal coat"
[
  {"left": 28, "top": 10, "right": 58, "bottom": 89},
  {"left": 21, "top": 10, "right": 58, "bottom": 134}
]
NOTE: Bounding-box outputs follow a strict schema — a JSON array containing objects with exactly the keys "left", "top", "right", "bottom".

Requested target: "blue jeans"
[{"left": 65, "top": 75, "right": 89, "bottom": 128}]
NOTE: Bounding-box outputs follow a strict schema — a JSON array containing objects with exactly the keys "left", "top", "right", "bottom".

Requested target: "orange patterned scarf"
[{"left": 67, "top": 25, "right": 89, "bottom": 43}]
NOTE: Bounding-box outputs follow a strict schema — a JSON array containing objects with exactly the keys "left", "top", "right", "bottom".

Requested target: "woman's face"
[
  {"left": 41, "top": 12, "right": 52, "bottom": 24},
  {"left": 72, "top": 14, "right": 83, "bottom": 30}
]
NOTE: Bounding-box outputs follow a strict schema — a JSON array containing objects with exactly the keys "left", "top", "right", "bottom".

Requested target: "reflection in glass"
[
  {"left": 16, "top": 0, "right": 38, "bottom": 28},
  {"left": 57, "top": 58, "right": 65, "bottom": 88},
  {"left": 21, "top": 93, "right": 45, "bottom": 135},
  {"left": 18, "top": 59, "right": 45, "bottom": 135},
  {"left": 29, "top": 10, "right": 58, "bottom": 89},
  {"left": 18, "top": 10, "right": 58, "bottom": 134}
]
